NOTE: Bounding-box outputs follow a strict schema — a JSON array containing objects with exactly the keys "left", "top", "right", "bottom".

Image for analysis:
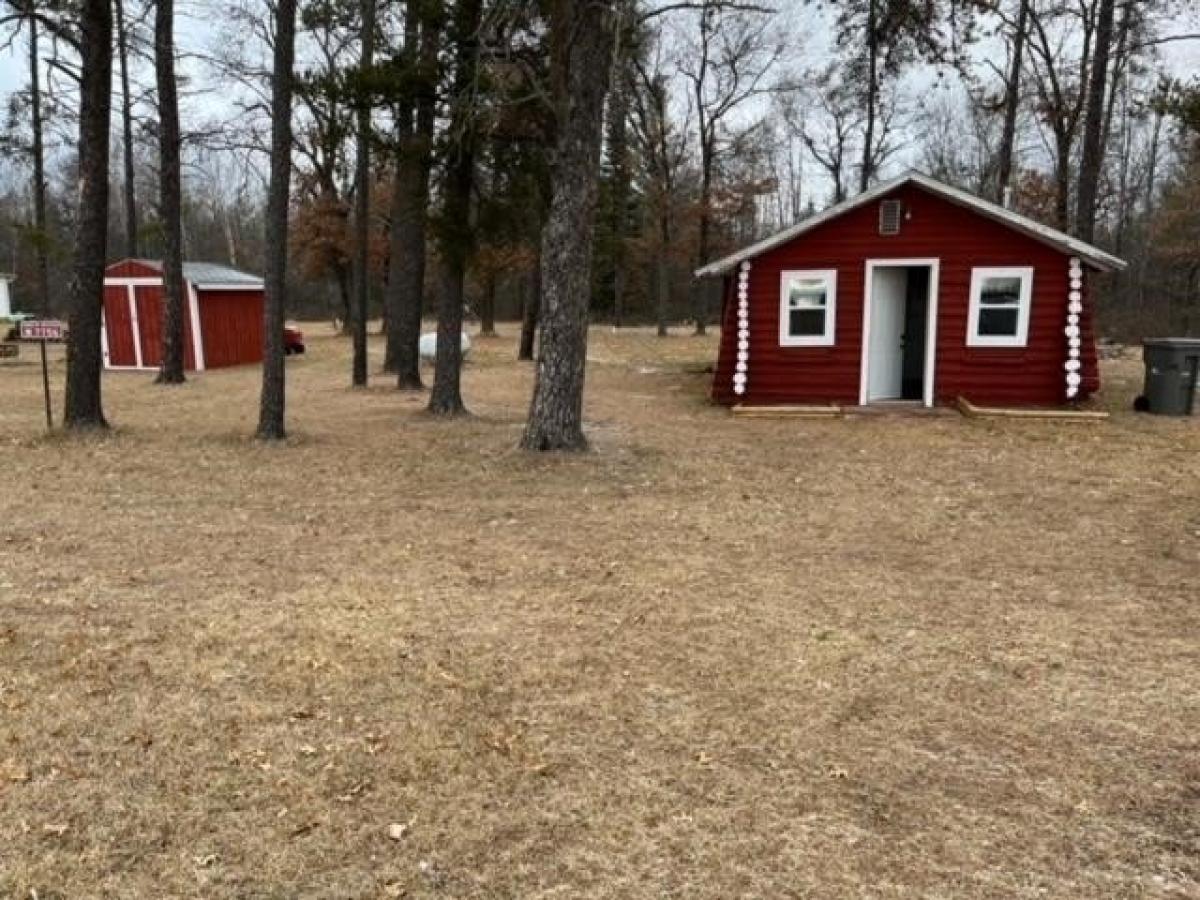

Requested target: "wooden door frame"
[{"left": 859, "top": 258, "right": 940, "bottom": 408}]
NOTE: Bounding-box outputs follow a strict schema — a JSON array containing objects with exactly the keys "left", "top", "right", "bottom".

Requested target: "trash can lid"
[{"left": 1142, "top": 337, "right": 1200, "bottom": 349}]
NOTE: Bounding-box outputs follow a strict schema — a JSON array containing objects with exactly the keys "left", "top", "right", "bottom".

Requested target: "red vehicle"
[{"left": 284, "top": 326, "right": 306, "bottom": 355}]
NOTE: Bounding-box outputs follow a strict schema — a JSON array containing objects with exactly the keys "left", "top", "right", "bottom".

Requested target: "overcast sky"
[{"left": 0, "top": 3, "right": 1197, "bottom": 187}]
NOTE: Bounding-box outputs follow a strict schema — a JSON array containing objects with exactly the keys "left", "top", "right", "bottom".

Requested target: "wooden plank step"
[
  {"left": 956, "top": 396, "right": 1109, "bottom": 422},
  {"left": 732, "top": 404, "right": 843, "bottom": 418}
]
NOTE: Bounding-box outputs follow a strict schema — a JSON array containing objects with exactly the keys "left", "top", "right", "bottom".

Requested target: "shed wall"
[
  {"left": 198, "top": 289, "right": 264, "bottom": 368},
  {"left": 712, "top": 183, "right": 1101, "bottom": 407}
]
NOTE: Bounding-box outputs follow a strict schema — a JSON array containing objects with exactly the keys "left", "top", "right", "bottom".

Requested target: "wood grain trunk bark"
[
  {"left": 428, "top": 0, "right": 483, "bottom": 416},
  {"left": 1075, "top": 0, "right": 1116, "bottom": 243},
  {"left": 995, "top": 0, "right": 1028, "bottom": 204},
  {"left": 520, "top": 0, "right": 616, "bottom": 452},
  {"left": 63, "top": 0, "right": 112, "bottom": 431},
  {"left": 155, "top": 0, "right": 187, "bottom": 384},
  {"left": 28, "top": 9, "right": 49, "bottom": 314},
  {"left": 255, "top": 0, "right": 298, "bottom": 440},
  {"left": 518, "top": 246, "right": 540, "bottom": 360},
  {"left": 351, "top": 0, "right": 376, "bottom": 387},
  {"left": 115, "top": 0, "right": 138, "bottom": 259},
  {"left": 859, "top": 0, "right": 878, "bottom": 193}
]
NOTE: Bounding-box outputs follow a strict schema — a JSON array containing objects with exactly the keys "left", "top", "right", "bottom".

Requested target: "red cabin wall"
[
  {"left": 132, "top": 284, "right": 197, "bottom": 370},
  {"left": 198, "top": 289, "right": 264, "bottom": 368},
  {"left": 712, "top": 183, "right": 1102, "bottom": 408}
]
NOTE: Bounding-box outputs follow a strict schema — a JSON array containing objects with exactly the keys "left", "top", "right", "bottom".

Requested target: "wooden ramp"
[{"left": 956, "top": 396, "right": 1110, "bottom": 422}]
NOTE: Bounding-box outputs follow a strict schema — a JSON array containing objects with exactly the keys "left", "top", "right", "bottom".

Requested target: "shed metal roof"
[
  {"left": 127, "top": 259, "right": 264, "bottom": 287},
  {"left": 695, "top": 171, "right": 1127, "bottom": 277}
]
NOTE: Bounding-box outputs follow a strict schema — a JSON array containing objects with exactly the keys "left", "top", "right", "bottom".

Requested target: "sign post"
[{"left": 18, "top": 319, "right": 68, "bottom": 431}]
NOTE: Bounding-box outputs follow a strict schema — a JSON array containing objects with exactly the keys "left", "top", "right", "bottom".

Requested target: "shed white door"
[{"left": 867, "top": 267, "right": 907, "bottom": 401}]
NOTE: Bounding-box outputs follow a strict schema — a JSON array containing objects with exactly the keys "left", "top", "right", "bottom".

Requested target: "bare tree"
[
  {"left": 63, "top": 0, "right": 112, "bottom": 430},
  {"left": 677, "top": 0, "right": 782, "bottom": 334},
  {"left": 114, "top": 0, "right": 139, "bottom": 258},
  {"left": 428, "top": 0, "right": 484, "bottom": 416},
  {"left": 630, "top": 34, "right": 690, "bottom": 336},
  {"left": 256, "top": 0, "right": 299, "bottom": 440},
  {"left": 521, "top": 0, "right": 617, "bottom": 451},
  {"left": 384, "top": 0, "right": 442, "bottom": 387},
  {"left": 1075, "top": 0, "right": 1116, "bottom": 242},
  {"left": 351, "top": 0, "right": 376, "bottom": 387},
  {"left": 154, "top": 0, "right": 186, "bottom": 384}
]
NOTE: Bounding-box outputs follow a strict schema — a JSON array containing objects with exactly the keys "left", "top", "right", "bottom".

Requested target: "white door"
[{"left": 867, "top": 267, "right": 906, "bottom": 401}]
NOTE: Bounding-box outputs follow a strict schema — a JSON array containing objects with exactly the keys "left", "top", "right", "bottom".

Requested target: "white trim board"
[
  {"left": 695, "top": 171, "right": 1126, "bottom": 277},
  {"left": 859, "top": 258, "right": 940, "bottom": 409}
]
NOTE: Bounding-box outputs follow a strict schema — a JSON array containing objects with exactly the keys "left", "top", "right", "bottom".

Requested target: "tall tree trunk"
[
  {"left": 607, "top": 43, "right": 630, "bottom": 329},
  {"left": 388, "top": 2, "right": 439, "bottom": 387},
  {"left": 995, "top": 0, "right": 1028, "bottom": 204},
  {"left": 384, "top": 1, "right": 417, "bottom": 376},
  {"left": 693, "top": 163, "right": 710, "bottom": 336},
  {"left": 351, "top": 0, "right": 376, "bottom": 387},
  {"left": 1053, "top": 132, "right": 1072, "bottom": 232},
  {"left": 155, "top": 0, "right": 186, "bottom": 384},
  {"left": 859, "top": 0, "right": 878, "bottom": 193},
  {"left": 518, "top": 245, "right": 540, "bottom": 360},
  {"left": 63, "top": 0, "right": 113, "bottom": 431},
  {"left": 656, "top": 210, "right": 670, "bottom": 337},
  {"left": 28, "top": 7, "right": 49, "bottom": 314},
  {"left": 480, "top": 270, "right": 497, "bottom": 336},
  {"left": 114, "top": 0, "right": 138, "bottom": 259},
  {"left": 428, "top": 0, "right": 483, "bottom": 416},
  {"left": 1075, "top": 0, "right": 1116, "bottom": 243},
  {"left": 521, "top": 0, "right": 616, "bottom": 452},
  {"left": 255, "top": 0, "right": 298, "bottom": 441}
]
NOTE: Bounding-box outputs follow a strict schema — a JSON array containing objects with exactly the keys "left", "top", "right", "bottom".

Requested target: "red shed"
[
  {"left": 102, "top": 259, "right": 265, "bottom": 371},
  {"left": 699, "top": 172, "right": 1126, "bottom": 409}
]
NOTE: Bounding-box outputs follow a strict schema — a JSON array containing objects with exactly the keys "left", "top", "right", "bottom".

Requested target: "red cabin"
[
  {"left": 102, "top": 259, "right": 265, "bottom": 371},
  {"left": 699, "top": 172, "right": 1126, "bottom": 409}
]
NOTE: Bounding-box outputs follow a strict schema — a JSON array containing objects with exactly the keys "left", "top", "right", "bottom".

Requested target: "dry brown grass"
[{"left": 1, "top": 325, "right": 1198, "bottom": 899}]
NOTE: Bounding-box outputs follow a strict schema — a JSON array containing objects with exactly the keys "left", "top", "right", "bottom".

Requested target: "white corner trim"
[
  {"left": 105, "top": 277, "right": 164, "bottom": 287},
  {"left": 187, "top": 282, "right": 206, "bottom": 371},
  {"left": 859, "top": 258, "right": 940, "bottom": 408},
  {"left": 127, "top": 284, "right": 144, "bottom": 369},
  {"left": 733, "top": 261, "right": 751, "bottom": 396},
  {"left": 966, "top": 266, "right": 1034, "bottom": 348},
  {"left": 778, "top": 269, "right": 837, "bottom": 347}
]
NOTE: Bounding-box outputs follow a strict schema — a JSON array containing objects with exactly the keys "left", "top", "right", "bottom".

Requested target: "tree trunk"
[
  {"left": 63, "top": 0, "right": 113, "bottom": 431},
  {"left": 155, "top": 0, "right": 186, "bottom": 384},
  {"left": 608, "top": 45, "right": 630, "bottom": 329},
  {"left": 255, "top": 0, "right": 298, "bottom": 441},
  {"left": 995, "top": 0, "right": 1028, "bottom": 205},
  {"left": 351, "top": 0, "right": 376, "bottom": 387},
  {"left": 428, "top": 0, "right": 483, "bottom": 416},
  {"left": 28, "top": 8, "right": 49, "bottom": 315},
  {"left": 384, "top": 1, "right": 418, "bottom": 379},
  {"left": 1075, "top": 0, "right": 1116, "bottom": 243},
  {"left": 693, "top": 165, "right": 710, "bottom": 336},
  {"left": 860, "top": 0, "right": 878, "bottom": 193},
  {"left": 480, "top": 270, "right": 497, "bottom": 336},
  {"left": 656, "top": 210, "right": 670, "bottom": 337},
  {"left": 518, "top": 249, "right": 540, "bottom": 360},
  {"left": 1053, "top": 132, "right": 1072, "bottom": 232},
  {"left": 521, "top": 0, "right": 616, "bottom": 452},
  {"left": 115, "top": 0, "right": 138, "bottom": 259}
]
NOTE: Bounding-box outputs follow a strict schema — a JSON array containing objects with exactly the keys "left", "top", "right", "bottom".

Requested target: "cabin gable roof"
[{"left": 695, "top": 171, "right": 1127, "bottom": 277}]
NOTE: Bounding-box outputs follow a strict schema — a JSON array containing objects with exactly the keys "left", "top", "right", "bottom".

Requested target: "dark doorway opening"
[{"left": 901, "top": 266, "right": 929, "bottom": 401}]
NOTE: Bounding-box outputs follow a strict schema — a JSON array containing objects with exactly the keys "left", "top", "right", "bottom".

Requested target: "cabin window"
[
  {"left": 967, "top": 267, "right": 1033, "bottom": 347},
  {"left": 779, "top": 269, "right": 837, "bottom": 347}
]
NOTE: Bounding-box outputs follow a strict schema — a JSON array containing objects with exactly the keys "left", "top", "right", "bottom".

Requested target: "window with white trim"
[
  {"left": 779, "top": 269, "right": 837, "bottom": 346},
  {"left": 967, "top": 267, "right": 1033, "bottom": 347}
]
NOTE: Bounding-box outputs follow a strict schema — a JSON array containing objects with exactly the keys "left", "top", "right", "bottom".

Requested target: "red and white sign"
[{"left": 18, "top": 319, "right": 68, "bottom": 341}]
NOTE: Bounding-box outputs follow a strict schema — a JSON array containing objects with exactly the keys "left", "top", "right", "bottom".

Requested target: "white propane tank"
[{"left": 419, "top": 331, "right": 472, "bottom": 362}]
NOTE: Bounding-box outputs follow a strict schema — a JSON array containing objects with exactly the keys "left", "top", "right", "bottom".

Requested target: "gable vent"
[{"left": 879, "top": 199, "right": 903, "bottom": 235}]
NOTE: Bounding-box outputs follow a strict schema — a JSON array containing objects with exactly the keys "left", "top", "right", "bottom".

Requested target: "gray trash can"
[{"left": 1141, "top": 338, "right": 1200, "bottom": 415}]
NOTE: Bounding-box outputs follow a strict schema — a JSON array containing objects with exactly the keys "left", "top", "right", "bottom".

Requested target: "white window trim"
[
  {"left": 967, "top": 266, "right": 1034, "bottom": 348},
  {"left": 859, "top": 258, "right": 940, "bottom": 409},
  {"left": 779, "top": 268, "right": 837, "bottom": 347}
]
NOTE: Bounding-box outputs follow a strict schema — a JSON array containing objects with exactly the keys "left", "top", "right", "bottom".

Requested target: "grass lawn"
[{"left": 1, "top": 325, "right": 1198, "bottom": 898}]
